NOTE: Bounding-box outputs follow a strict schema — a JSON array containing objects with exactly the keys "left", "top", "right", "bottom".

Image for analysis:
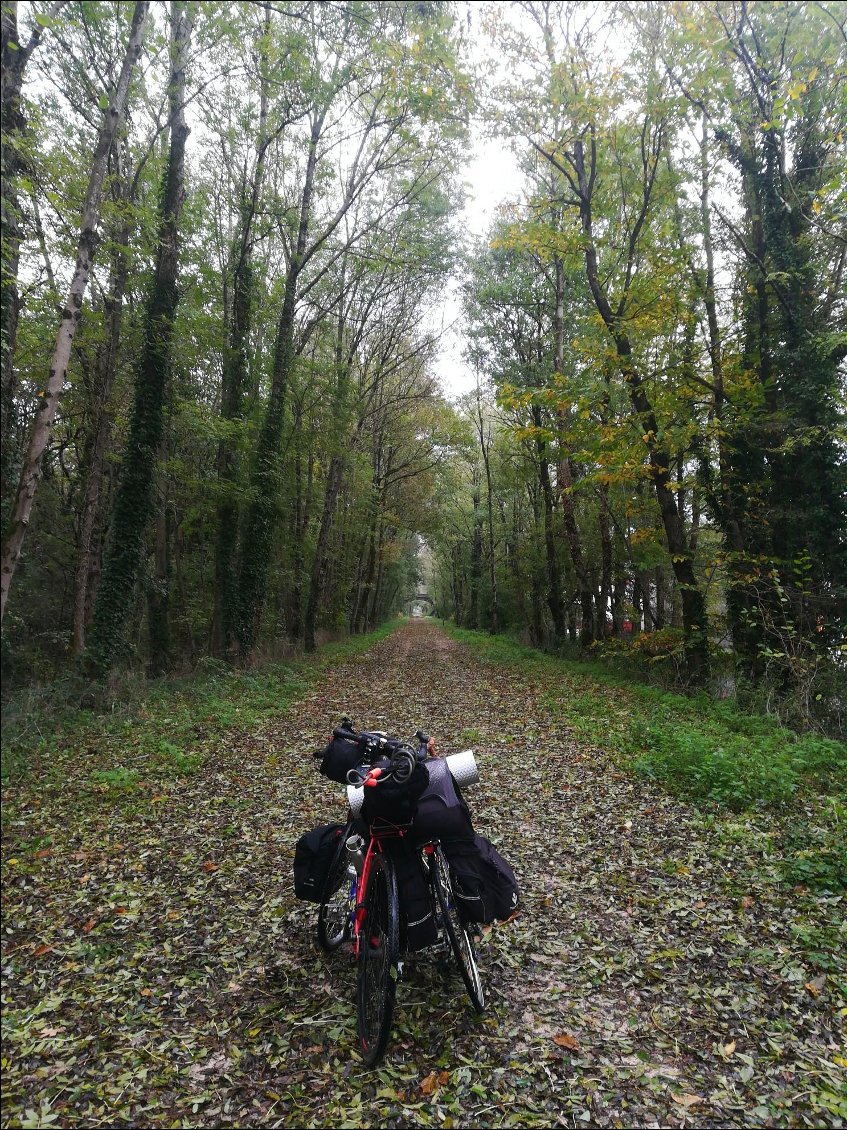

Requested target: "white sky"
[
  {"left": 428, "top": 0, "right": 529, "bottom": 402},
  {"left": 429, "top": 132, "right": 526, "bottom": 401}
]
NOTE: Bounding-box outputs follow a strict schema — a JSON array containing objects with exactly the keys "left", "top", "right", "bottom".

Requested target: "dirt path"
[{"left": 2, "top": 621, "right": 843, "bottom": 1127}]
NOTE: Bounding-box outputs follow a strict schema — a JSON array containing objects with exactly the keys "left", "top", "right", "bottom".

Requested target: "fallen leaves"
[
  {"left": 805, "top": 975, "right": 827, "bottom": 997},
  {"left": 420, "top": 1070, "right": 450, "bottom": 1095},
  {"left": 2, "top": 621, "right": 844, "bottom": 1130},
  {"left": 673, "top": 1093, "right": 704, "bottom": 1108}
]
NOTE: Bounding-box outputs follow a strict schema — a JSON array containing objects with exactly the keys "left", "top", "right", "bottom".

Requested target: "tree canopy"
[{"left": 0, "top": 0, "right": 843, "bottom": 729}]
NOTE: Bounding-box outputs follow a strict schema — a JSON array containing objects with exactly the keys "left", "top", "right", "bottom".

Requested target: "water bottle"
[{"left": 346, "top": 834, "right": 365, "bottom": 875}]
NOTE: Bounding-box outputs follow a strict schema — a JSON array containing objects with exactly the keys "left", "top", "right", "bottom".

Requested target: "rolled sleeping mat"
[
  {"left": 347, "top": 782, "right": 365, "bottom": 817},
  {"left": 346, "top": 749, "right": 480, "bottom": 816},
  {"left": 445, "top": 748, "right": 479, "bottom": 788}
]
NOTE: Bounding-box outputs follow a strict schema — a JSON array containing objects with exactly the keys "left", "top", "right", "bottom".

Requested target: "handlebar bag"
[
  {"left": 293, "top": 823, "right": 345, "bottom": 901},
  {"left": 317, "top": 735, "right": 363, "bottom": 784}
]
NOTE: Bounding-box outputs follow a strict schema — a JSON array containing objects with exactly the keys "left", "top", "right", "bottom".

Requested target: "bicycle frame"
[{"left": 351, "top": 826, "right": 407, "bottom": 959}]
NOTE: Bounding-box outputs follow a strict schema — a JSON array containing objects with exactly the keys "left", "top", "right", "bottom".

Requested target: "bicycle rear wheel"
[
  {"left": 431, "top": 845, "right": 485, "bottom": 1013},
  {"left": 356, "top": 852, "right": 399, "bottom": 1065},
  {"left": 318, "top": 823, "right": 354, "bottom": 952}
]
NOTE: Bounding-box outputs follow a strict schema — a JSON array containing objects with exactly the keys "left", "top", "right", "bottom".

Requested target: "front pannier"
[{"left": 293, "top": 823, "right": 345, "bottom": 901}]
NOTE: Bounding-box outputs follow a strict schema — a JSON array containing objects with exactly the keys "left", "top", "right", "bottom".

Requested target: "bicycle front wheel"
[
  {"left": 317, "top": 823, "right": 355, "bottom": 953},
  {"left": 431, "top": 846, "right": 485, "bottom": 1013},
  {"left": 356, "top": 851, "right": 400, "bottom": 1065}
]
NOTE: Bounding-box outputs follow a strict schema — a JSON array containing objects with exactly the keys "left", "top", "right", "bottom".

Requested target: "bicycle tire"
[
  {"left": 356, "top": 851, "right": 400, "bottom": 1065},
  {"left": 317, "top": 822, "right": 355, "bottom": 953},
  {"left": 431, "top": 845, "right": 485, "bottom": 1013}
]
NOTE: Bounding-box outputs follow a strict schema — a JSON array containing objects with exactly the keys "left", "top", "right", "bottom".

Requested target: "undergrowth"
[
  {"left": 448, "top": 626, "right": 847, "bottom": 893},
  {"left": 0, "top": 619, "right": 402, "bottom": 787}
]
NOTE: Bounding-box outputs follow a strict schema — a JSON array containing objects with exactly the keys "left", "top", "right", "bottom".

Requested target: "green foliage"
[
  {"left": 634, "top": 724, "right": 799, "bottom": 811},
  {"left": 449, "top": 624, "right": 846, "bottom": 890},
  {"left": 88, "top": 766, "right": 141, "bottom": 793},
  {"left": 1, "top": 619, "right": 403, "bottom": 784}
]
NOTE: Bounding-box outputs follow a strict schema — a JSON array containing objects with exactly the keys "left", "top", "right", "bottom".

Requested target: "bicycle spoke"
[{"left": 432, "top": 846, "right": 485, "bottom": 1013}]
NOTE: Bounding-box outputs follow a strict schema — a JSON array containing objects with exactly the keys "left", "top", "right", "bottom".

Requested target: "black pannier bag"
[
  {"left": 389, "top": 845, "right": 438, "bottom": 952},
  {"left": 360, "top": 759, "right": 429, "bottom": 828},
  {"left": 442, "top": 834, "right": 520, "bottom": 924},
  {"left": 293, "top": 823, "right": 345, "bottom": 901},
  {"left": 317, "top": 733, "right": 363, "bottom": 784}
]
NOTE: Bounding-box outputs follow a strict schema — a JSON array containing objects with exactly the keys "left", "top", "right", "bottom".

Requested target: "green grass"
[
  {"left": 448, "top": 626, "right": 847, "bottom": 892},
  {"left": 0, "top": 619, "right": 403, "bottom": 789}
]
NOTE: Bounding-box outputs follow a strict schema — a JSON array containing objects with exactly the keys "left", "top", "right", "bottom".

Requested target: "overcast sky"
[{"left": 427, "top": 2, "right": 528, "bottom": 401}]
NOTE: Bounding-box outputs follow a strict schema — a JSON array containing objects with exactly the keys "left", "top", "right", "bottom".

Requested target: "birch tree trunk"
[
  {"left": 1, "top": 0, "right": 67, "bottom": 518},
  {"left": 0, "top": 0, "right": 148, "bottom": 624}
]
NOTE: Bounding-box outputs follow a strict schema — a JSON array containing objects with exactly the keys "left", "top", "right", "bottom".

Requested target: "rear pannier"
[
  {"left": 412, "top": 757, "right": 474, "bottom": 844},
  {"left": 442, "top": 835, "right": 520, "bottom": 924}
]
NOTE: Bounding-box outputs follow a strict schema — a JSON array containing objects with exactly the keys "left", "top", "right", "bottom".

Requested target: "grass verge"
[
  {"left": 0, "top": 619, "right": 402, "bottom": 791},
  {"left": 447, "top": 626, "right": 846, "bottom": 893}
]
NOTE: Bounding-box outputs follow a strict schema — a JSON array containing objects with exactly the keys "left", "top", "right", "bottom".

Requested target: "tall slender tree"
[
  {"left": 83, "top": 0, "right": 194, "bottom": 678},
  {"left": 0, "top": 0, "right": 149, "bottom": 624}
]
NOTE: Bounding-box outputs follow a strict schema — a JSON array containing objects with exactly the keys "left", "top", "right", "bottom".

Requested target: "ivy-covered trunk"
[
  {"left": 211, "top": 17, "right": 271, "bottom": 661},
  {"left": 235, "top": 111, "right": 323, "bottom": 660},
  {"left": 83, "top": 1, "right": 193, "bottom": 679},
  {"left": 72, "top": 209, "right": 130, "bottom": 655}
]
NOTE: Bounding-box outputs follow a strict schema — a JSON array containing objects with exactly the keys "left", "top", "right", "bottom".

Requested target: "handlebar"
[{"left": 339, "top": 718, "right": 429, "bottom": 788}]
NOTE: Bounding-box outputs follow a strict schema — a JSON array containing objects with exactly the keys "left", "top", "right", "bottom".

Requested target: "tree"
[
  {"left": 0, "top": 0, "right": 149, "bottom": 624},
  {"left": 83, "top": 0, "right": 194, "bottom": 678}
]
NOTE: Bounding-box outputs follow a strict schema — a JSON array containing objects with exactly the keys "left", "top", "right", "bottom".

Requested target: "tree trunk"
[
  {"left": 0, "top": 0, "right": 149, "bottom": 625},
  {"left": 147, "top": 460, "right": 171, "bottom": 676},
  {"left": 72, "top": 216, "right": 130, "bottom": 654},
  {"left": 368, "top": 517, "right": 387, "bottom": 631},
  {"left": 473, "top": 387, "right": 499, "bottom": 634},
  {"left": 304, "top": 454, "right": 344, "bottom": 652},
  {"left": 468, "top": 472, "right": 482, "bottom": 630},
  {"left": 534, "top": 415, "right": 565, "bottom": 641},
  {"left": 559, "top": 453, "right": 593, "bottom": 645},
  {"left": 83, "top": 1, "right": 192, "bottom": 679},
  {"left": 235, "top": 109, "right": 324, "bottom": 658},
  {"left": 598, "top": 481, "right": 613, "bottom": 639}
]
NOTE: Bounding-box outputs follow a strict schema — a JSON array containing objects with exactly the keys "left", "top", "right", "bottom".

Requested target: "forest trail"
[{"left": 2, "top": 621, "right": 842, "bottom": 1128}]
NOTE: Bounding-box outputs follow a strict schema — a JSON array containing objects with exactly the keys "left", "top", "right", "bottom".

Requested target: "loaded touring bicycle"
[{"left": 294, "top": 719, "right": 519, "bottom": 1065}]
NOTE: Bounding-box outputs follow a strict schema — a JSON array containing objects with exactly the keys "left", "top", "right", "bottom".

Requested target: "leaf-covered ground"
[{"left": 2, "top": 620, "right": 845, "bottom": 1128}]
